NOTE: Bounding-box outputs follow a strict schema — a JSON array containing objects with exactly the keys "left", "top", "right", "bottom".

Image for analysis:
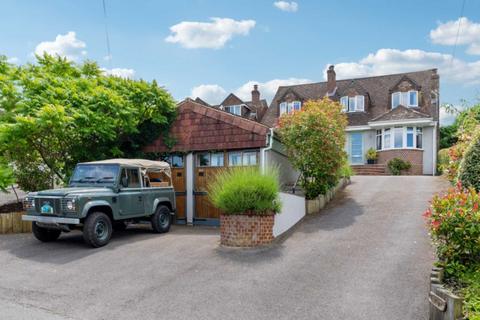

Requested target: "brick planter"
[{"left": 220, "top": 213, "right": 275, "bottom": 247}]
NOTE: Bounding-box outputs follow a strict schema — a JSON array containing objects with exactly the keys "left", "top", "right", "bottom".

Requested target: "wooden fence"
[{"left": 0, "top": 212, "right": 32, "bottom": 234}]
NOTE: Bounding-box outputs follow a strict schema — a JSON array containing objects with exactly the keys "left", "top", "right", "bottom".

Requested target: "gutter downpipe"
[
  {"left": 433, "top": 121, "right": 437, "bottom": 176},
  {"left": 261, "top": 128, "right": 274, "bottom": 174}
]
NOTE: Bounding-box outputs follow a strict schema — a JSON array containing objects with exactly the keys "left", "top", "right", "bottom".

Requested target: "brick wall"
[
  {"left": 377, "top": 149, "right": 424, "bottom": 175},
  {"left": 220, "top": 214, "right": 275, "bottom": 247}
]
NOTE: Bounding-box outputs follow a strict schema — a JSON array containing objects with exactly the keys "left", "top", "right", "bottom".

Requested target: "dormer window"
[
  {"left": 279, "top": 101, "right": 301, "bottom": 116},
  {"left": 391, "top": 90, "right": 418, "bottom": 108},
  {"left": 340, "top": 95, "right": 364, "bottom": 112},
  {"left": 224, "top": 104, "right": 242, "bottom": 115}
]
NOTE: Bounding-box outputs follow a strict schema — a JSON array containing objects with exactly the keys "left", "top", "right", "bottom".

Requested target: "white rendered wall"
[{"left": 273, "top": 192, "right": 306, "bottom": 237}]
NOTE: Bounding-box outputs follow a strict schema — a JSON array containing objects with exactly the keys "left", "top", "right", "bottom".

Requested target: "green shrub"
[
  {"left": 437, "top": 148, "right": 451, "bottom": 175},
  {"left": 387, "top": 158, "right": 411, "bottom": 175},
  {"left": 365, "top": 148, "right": 378, "bottom": 160},
  {"left": 338, "top": 160, "right": 354, "bottom": 178},
  {"left": 208, "top": 166, "right": 281, "bottom": 215},
  {"left": 423, "top": 184, "right": 480, "bottom": 277},
  {"left": 458, "top": 133, "right": 480, "bottom": 191},
  {"left": 278, "top": 98, "right": 348, "bottom": 199},
  {"left": 461, "top": 268, "right": 480, "bottom": 320}
]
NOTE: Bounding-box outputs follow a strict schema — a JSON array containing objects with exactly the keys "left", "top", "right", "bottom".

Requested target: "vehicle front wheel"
[
  {"left": 83, "top": 212, "right": 112, "bottom": 248},
  {"left": 151, "top": 205, "right": 171, "bottom": 233},
  {"left": 32, "top": 222, "right": 61, "bottom": 242}
]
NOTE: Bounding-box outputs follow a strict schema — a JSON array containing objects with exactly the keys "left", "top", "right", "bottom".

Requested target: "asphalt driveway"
[{"left": 0, "top": 176, "right": 447, "bottom": 320}]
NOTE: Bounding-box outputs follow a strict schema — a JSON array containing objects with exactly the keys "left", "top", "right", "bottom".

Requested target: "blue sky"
[{"left": 1, "top": 0, "right": 480, "bottom": 125}]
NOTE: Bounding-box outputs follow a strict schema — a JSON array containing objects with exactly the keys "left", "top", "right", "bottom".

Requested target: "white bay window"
[{"left": 375, "top": 126, "right": 423, "bottom": 150}]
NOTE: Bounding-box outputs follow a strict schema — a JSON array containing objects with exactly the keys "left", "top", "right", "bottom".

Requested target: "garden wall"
[
  {"left": 273, "top": 192, "right": 305, "bottom": 237},
  {"left": 0, "top": 212, "right": 31, "bottom": 234}
]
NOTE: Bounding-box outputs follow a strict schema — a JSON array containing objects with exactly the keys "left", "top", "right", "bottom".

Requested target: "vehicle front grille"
[{"left": 35, "top": 198, "right": 62, "bottom": 214}]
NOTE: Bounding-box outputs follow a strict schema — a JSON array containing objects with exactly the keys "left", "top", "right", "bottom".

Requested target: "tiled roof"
[
  {"left": 261, "top": 69, "right": 439, "bottom": 127},
  {"left": 370, "top": 105, "right": 432, "bottom": 122}
]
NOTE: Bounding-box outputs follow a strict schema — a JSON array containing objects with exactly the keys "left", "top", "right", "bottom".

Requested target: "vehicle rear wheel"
[
  {"left": 151, "top": 205, "right": 171, "bottom": 233},
  {"left": 32, "top": 222, "right": 61, "bottom": 242},
  {"left": 83, "top": 212, "right": 112, "bottom": 248},
  {"left": 113, "top": 221, "right": 128, "bottom": 231}
]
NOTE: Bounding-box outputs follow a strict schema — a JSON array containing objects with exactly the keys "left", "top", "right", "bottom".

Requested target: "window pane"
[
  {"left": 394, "top": 127, "right": 403, "bottom": 148},
  {"left": 409, "top": 91, "right": 418, "bottom": 106},
  {"left": 243, "top": 152, "right": 257, "bottom": 166},
  {"left": 197, "top": 153, "right": 210, "bottom": 167},
  {"left": 279, "top": 102, "right": 287, "bottom": 115},
  {"left": 126, "top": 169, "right": 140, "bottom": 188},
  {"left": 348, "top": 97, "right": 355, "bottom": 112},
  {"left": 406, "top": 127, "right": 414, "bottom": 147},
  {"left": 376, "top": 130, "right": 382, "bottom": 150},
  {"left": 228, "top": 152, "right": 242, "bottom": 166},
  {"left": 392, "top": 93, "right": 400, "bottom": 108},
  {"left": 356, "top": 96, "right": 364, "bottom": 111},
  {"left": 416, "top": 127, "right": 423, "bottom": 148},
  {"left": 287, "top": 102, "right": 294, "bottom": 114},
  {"left": 211, "top": 153, "right": 224, "bottom": 167},
  {"left": 293, "top": 101, "right": 301, "bottom": 111},
  {"left": 171, "top": 155, "right": 184, "bottom": 168},
  {"left": 340, "top": 97, "right": 348, "bottom": 111},
  {"left": 234, "top": 105, "right": 241, "bottom": 115},
  {"left": 384, "top": 128, "right": 391, "bottom": 149}
]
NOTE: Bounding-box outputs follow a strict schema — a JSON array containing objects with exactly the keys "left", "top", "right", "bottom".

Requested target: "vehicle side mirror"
[{"left": 121, "top": 176, "right": 129, "bottom": 188}]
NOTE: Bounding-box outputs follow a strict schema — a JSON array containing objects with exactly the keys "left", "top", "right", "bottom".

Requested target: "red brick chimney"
[
  {"left": 251, "top": 84, "right": 260, "bottom": 104},
  {"left": 327, "top": 65, "right": 336, "bottom": 94}
]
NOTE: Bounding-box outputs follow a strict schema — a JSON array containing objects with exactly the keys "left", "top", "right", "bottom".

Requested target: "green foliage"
[
  {"left": 439, "top": 125, "right": 458, "bottom": 149},
  {"left": 387, "top": 158, "right": 411, "bottom": 175},
  {"left": 424, "top": 185, "right": 480, "bottom": 277},
  {"left": 277, "top": 98, "right": 347, "bottom": 199},
  {"left": 458, "top": 133, "right": 480, "bottom": 191},
  {"left": 0, "top": 161, "right": 14, "bottom": 193},
  {"left": 365, "top": 148, "right": 378, "bottom": 160},
  {"left": 437, "top": 148, "right": 451, "bottom": 175},
  {"left": 208, "top": 166, "right": 281, "bottom": 215},
  {"left": 338, "top": 160, "right": 354, "bottom": 178},
  {"left": 0, "top": 54, "right": 177, "bottom": 191},
  {"left": 461, "top": 268, "right": 480, "bottom": 320}
]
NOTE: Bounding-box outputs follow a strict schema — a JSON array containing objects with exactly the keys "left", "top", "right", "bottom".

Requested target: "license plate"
[{"left": 41, "top": 203, "right": 54, "bottom": 214}]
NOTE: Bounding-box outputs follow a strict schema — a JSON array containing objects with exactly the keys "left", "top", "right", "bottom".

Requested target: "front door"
[
  {"left": 350, "top": 132, "right": 363, "bottom": 164},
  {"left": 118, "top": 167, "right": 145, "bottom": 216}
]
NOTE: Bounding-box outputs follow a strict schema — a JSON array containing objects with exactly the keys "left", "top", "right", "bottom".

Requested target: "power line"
[
  {"left": 450, "top": 0, "right": 467, "bottom": 65},
  {"left": 102, "top": 0, "right": 112, "bottom": 66}
]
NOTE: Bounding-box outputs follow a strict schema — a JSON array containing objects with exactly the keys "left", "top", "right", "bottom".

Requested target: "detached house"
[
  {"left": 261, "top": 66, "right": 440, "bottom": 175},
  {"left": 144, "top": 67, "right": 439, "bottom": 225}
]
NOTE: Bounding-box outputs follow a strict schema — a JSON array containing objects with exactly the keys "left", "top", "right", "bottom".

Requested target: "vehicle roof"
[{"left": 81, "top": 158, "right": 170, "bottom": 171}]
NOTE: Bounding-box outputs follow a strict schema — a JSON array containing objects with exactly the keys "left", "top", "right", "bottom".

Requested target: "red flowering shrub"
[
  {"left": 424, "top": 182, "right": 480, "bottom": 276},
  {"left": 277, "top": 98, "right": 347, "bottom": 199}
]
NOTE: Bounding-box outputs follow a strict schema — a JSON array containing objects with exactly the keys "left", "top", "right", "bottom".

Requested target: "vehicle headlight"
[
  {"left": 66, "top": 199, "right": 76, "bottom": 211},
  {"left": 23, "top": 197, "right": 35, "bottom": 210}
]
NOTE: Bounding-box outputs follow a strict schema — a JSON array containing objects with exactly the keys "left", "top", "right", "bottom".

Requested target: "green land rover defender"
[{"left": 22, "top": 159, "right": 176, "bottom": 248}]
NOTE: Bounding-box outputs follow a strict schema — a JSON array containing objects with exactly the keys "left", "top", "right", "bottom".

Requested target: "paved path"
[{"left": 0, "top": 176, "right": 447, "bottom": 320}]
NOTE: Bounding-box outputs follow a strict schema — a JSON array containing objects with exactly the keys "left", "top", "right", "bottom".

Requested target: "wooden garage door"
[{"left": 164, "top": 155, "right": 186, "bottom": 222}]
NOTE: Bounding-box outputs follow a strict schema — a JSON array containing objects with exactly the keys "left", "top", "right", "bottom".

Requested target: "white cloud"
[
  {"left": 7, "top": 57, "right": 19, "bottom": 64},
  {"left": 273, "top": 1, "right": 298, "bottom": 12},
  {"left": 165, "top": 18, "right": 256, "bottom": 49},
  {"left": 191, "top": 78, "right": 310, "bottom": 105},
  {"left": 234, "top": 78, "right": 310, "bottom": 102},
  {"left": 191, "top": 84, "right": 227, "bottom": 104},
  {"left": 34, "top": 31, "right": 87, "bottom": 61},
  {"left": 430, "top": 17, "right": 480, "bottom": 55},
  {"left": 326, "top": 48, "right": 480, "bottom": 84},
  {"left": 101, "top": 68, "right": 135, "bottom": 79}
]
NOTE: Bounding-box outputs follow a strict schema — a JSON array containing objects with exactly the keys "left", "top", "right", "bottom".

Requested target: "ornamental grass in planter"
[{"left": 208, "top": 166, "right": 281, "bottom": 247}]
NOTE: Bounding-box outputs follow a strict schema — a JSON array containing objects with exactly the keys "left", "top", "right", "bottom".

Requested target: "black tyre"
[
  {"left": 151, "top": 205, "right": 171, "bottom": 233},
  {"left": 113, "top": 221, "right": 128, "bottom": 231},
  {"left": 32, "top": 222, "right": 61, "bottom": 242},
  {"left": 83, "top": 212, "right": 112, "bottom": 248}
]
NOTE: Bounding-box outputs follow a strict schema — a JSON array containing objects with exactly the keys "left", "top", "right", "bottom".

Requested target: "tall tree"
[{"left": 0, "top": 54, "right": 177, "bottom": 191}]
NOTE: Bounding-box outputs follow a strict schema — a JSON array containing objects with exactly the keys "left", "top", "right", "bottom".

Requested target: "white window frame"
[
  {"left": 391, "top": 90, "right": 419, "bottom": 108},
  {"left": 228, "top": 150, "right": 258, "bottom": 166},
  {"left": 225, "top": 105, "right": 242, "bottom": 116},
  {"left": 378, "top": 126, "right": 424, "bottom": 150},
  {"left": 340, "top": 95, "right": 365, "bottom": 112},
  {"left": 279, "top": 101, "right": 302, "bottom": 116},
  {"left": 197, "top": 152, "right": 224, "bottom": 167}
]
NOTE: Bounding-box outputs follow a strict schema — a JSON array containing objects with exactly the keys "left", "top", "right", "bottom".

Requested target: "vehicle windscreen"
[{"left": 70, "top": 164, "right": 119, "bottom": 185}]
